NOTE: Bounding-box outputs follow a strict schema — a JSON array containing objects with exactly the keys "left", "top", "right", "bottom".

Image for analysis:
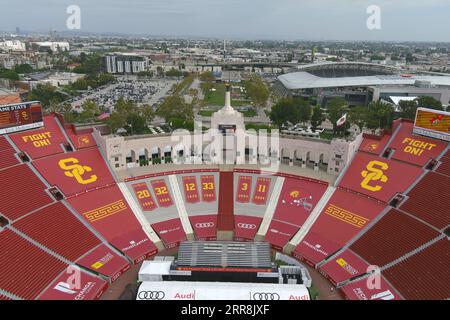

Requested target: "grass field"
[{"left": 204, "top": 83, "right": 251, "bottom": 107}]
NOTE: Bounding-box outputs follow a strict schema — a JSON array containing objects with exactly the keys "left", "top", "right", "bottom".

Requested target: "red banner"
[
  {"left": 200, "top": 175, "right": 216, "bottom": 202},
  {"left": 236, "top": 176, "right": 252, "bottom": 203},
  {"left": 150, "top": 179, "right": 173, "bottom": 207},
  {"left": 182, "top": 176, "right": 200, "bottom": 203},
  {"left": 132, "top": 182, "right": 157, "bottom": 211},
  {"left": 252, "top": 177, "right": 271, "bottom": 205}
]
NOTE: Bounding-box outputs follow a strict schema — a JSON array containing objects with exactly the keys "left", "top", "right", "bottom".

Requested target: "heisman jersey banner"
[
  {"left": 414, "top": 107, "right": 450, "bottom": 142},
  {"left": 150, "top": 179, "right": 173, "bottom": 208},
  {"left": 252, "top": 177, "right": 271, "bottom": 205},
  {"left": 132, "top": 182, "right": 157, "bottom": 211},
  {"left": 200, "top": 175, "right": 216, "bottom": 202},
  {"left": 182, "top": 176, "right": 200, "bottom": 203},
  {"left": 236, "top": 176, "right": 252, "bottom": 203}
]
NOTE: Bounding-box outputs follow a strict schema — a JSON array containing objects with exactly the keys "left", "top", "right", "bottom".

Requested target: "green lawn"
[{"left": 204, "top": 83, "right": 251, "bottom": 107}]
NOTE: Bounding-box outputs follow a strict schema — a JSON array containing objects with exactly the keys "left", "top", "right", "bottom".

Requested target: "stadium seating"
[
  {"left": 234, "top": 215, "right": 263, "bottom": 241},
  {"left": 33, "top": 148, "right": 116, "bottom": 196},
  {"left": 0, "top": 136, "right": 19, "bottom": 170},
  {"left": 358, "top": 132, "right": 392, "bottom": 155},
  {"left": 0, "top": 164, "right": 53, "bottom": 221},
  {"left": 0, "top": 294, "right": 11, "bottom": 300},
  {"left": 8, "top": 115, "right": 70, "bottom": 160},
  {"left": 64, "top": 125, "right": 97, "bottom": 150},
  {"left": 13, "top": 202, "right": 102, "bottom": 261},
  {"left": 293, "top": 188, "right": 386, "bottom": 265},
  {"left": 385, "top": 120, "right": 447, "bottom": 167},
  {"left": 0, "top": 229, "right": 68, "bottom": 300},
  {"left": 435, "top": 149, "right": 450, "bottom": 176},
  {"left": 338, "top": 152, "right": 423, "bottom": 202},
  {"left": 67, "top": 185, "right": 158, "bottom": 263},
  {"left": 400, "top": 172, "right": 450, "bottom": 229},
  {"left": 382, "top": 238, "right": 449, "bottom": 300},
  {"left": 340, "top": 275, "right": 402, "bottom": 300},
  {"left": 76, "top": 244, "right": 131, "bottom": 281},
  {"left": 217, "top": 171, "right": 234, "bottom": 231},
  {"left": 350, "top": 209, "right": 441, "bottom": 267}
]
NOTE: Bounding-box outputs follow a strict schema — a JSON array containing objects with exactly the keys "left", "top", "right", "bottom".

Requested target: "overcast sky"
[{"left": 1, "top": 0, "right": 449, "bottom": 41}]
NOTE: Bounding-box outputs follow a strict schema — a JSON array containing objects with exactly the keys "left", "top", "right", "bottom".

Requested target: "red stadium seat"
[
  {"left": 0, "top": 164, "right": 53, "bottom": 221},
  {"left": 0, "top": 229, "right": 67, "bottom": 300},
  {"left": 13, "top": 202, "right": 102, "bottom": 261}
]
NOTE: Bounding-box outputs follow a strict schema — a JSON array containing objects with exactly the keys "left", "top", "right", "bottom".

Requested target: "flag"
[{"left": 336, "top": 113, "right": 347, "bottom": 127}]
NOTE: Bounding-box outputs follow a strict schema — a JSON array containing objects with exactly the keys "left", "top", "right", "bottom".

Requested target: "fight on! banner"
[
  {"left": 132, "top": 182, "right": 157, "bottom": 211},
  {"left": 200, "top": 175, "right": 216, "bottom": 202},
  {"left": 236, "top": 176, "right": 252, "bottom": 203},
  {"left": 252, "top": 177, "right": 271, "bottom": 205},
  {"left": 150, "top": 179, "right": 173, "bottom": 208},
  {"left": 182, "top": 176, "right": 200, "bottom": 203}
]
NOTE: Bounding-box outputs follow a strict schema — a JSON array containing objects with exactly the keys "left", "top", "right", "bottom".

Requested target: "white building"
[
  {"left": 32, "top": 41, "right": 70, "bottom": 53},
  {"left": 0, "top": 40, "right": 26, "bottom": 52},
  {"left": 104, "top": 53, "right": 148, "bottom": 74}
]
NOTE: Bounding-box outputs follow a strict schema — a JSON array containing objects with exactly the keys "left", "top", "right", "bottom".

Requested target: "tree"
[
  {"left": 165, "top": 68, "right": 183, "bottom": 77},
  {"left": 298, "top": 102, "right": 311, "bottom": 125},
  {"left": 79, "top": 99, "right": 100, "bottom": 123},
  {"left": 310, "top": 106, "right": 324, "bottom": 130},
  {"left": 349, "top": 106, "right": 369, "bottom": 132},
  {"left": 245, "top": 75, "right": 269, "bottom": 107},
  {"left": 327, "top": 97, "right": 347, "bottom": 134},
  {"left": 157, "top": 94, "right": 193, "bottom": 122},
  {"left": 416, "top": 96, "right": 443, "bottom": 111},
  {"left": 366, "top": 101, "right": 394, "bottom": 130},
  {"left": 107, "top": 98, "right": 152, "bottom": 135},
  {"left": 269, "top": 97, "right": 309, "bottom": 127},
  {"left": 14, "top": 64, "right": 34, "bottom": 74},
  {"left": 399, "top": 100, "right": 418, "bottom": 120},
  {"left": 0, "top": 69, "right": 19, "bottom": 81},
  {"left": 29, "top": 83, "right": 66, "bottom": 108}
]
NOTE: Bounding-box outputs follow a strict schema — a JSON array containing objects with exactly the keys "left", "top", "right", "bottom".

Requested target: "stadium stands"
[
  {"left": 293, "top": 188, "right": 386, "bottom": 265},
  {"left": 9, "top": 115, "right": 70, "bottom": 159},
  {"left": 358, "top": 132, "right": 392, "bottom": 155},
  {"left": 319, "top": 249, "right": 370, "bottom": 285},
  {"left": 217, "top": 171, "right": 234, "bottom": 231},
  {"left": 350, "top": 209, "right": 441, "bottom": 267},
  {"left": 264, "top": 220, "right": 303, "bottom": 251},
  {"left": 13, "top": 202, "right": 102, "bottom": 261},
  {"left": 435, "top": 149, "right": 450, "bottom": 176},
  {"left": 234, "top": 215, "right": 263, "bottom": 241},
  {"left": 39, "top": 265, "right": 108, "bottom": 300},
  {"left": 385, "top": 120, "right": 447, "bottom": 167},
  {"left": 189, "top": 215, "right": 217, "bottom": 241},
  {"left": 0, "top": 164, "right": 53, "bottom": 221},
  {"left": 382, "top": 238, "right": 449, "bottom": 300},
  {"left": 64, "top": 125, "right": 97, "bottom": 150},
  {"left": 0, "top": 229, "right": 67, "bottom": 300},
  {"left": 151, "top": 218, "right": 187, "bottom": 249},
  {"left": 400, "top": 172, "right": 450, "bottom": 230},
  {"left": 67, "top": 185, "right": 158, "bottom": 263},
  {"left": 339, "top": 152, "right": 423, "bottom": 202},
  {"left": 33, "top": 148, "right": 116, "bottom": 196},
  {"left": 340, "top": 275, "right": 402, "bottom": 300},
  {"left": 0, "top": 136, "right": 19, "bottom": 170},
  {"left": 0, "top": 294, "right": 12, "bottom": 300}
]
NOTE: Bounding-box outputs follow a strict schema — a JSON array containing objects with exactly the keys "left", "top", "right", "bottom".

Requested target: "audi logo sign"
[
  {"left": 195, "top": 222, "right": 215, "bottom": 228},
  {"left": 237, "top": 223, "right": 257, "bottom": 229},
  {"left": 138, "top": 291, "right": 165, "bottom": 300},
  {"left": 252, "top": 292, "right": 280, "bottom": 300}
]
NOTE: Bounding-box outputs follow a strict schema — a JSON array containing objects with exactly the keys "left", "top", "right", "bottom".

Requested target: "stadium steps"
[
  {"left": 54, "top": 115, "right": 76, "bottom": 152},
  {"left": 7, "top": 226, "right": 73, "bottom": 265},
  {"left": 256, "top": 176, "right": 284, "bottom": 240},
  {"left": 380, "top": 234, "right": 446, "bottom": 272},
  {"left": 117, "top": 182, "right": 165, "bottom": 251},
  {"left": 62, "top": 199, "right": 132, "bottom": 264},
  {"left": 338, "top": 234, "right": 446, "bottom": 289},
  {"left": 284, "top": 186, "right": 336, "bottom": 254},
  {"left": 316, "top": 204, "right": 392, "bottom": 268},
  {"left": 379, "top": 121, "right": 404, "bottom": 158},
  {"left": 0, "top": 289, "right": 22, "bottom": 301},
  {"left": 217, "top": 171, "right": 235, "bottom": 232},
  {"left": 168, "top": 174, "right": 195, "bottom": 240}
]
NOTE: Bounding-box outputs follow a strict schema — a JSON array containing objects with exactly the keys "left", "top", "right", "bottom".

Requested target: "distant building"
[
  {"left": 0, "top": 40, "right": 26, "bottom": 52},
  {"left": 27, "top": 72, "right": 85, "bottom": 88},
  {"left": 104, "top": 53, "right": 148, "bottom": 74},
  {"left": 31, "top": 42, "right": 70, "bottom": 53}
]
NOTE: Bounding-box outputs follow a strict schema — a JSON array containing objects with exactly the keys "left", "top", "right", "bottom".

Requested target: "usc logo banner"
[
  {"left": 58, "top": 158, "right": 98, "bottom": 185},
  {"left": 360, "top": 161, "right": 389, "bottom": 192}
]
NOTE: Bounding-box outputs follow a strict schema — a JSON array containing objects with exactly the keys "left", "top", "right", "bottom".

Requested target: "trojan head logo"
[
  {"left": 78, "top": 135, "right": 90, "bottom": 146},
  {"left": 370, "top": 143, "right": 379, "bottom": 151},
  {"left": 360, "top": 160, "right": 389, "bottom": 192},
  {"left": 58, "top": 158, "right": 98, "bottom": 185},
  {"left": 282, "top": 188, "right": 313, "bottom": 211}
]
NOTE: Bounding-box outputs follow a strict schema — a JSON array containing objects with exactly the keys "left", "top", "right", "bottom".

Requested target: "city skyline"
[{"left": 0, "top": 0, "right": 449, "bottom": 42}]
